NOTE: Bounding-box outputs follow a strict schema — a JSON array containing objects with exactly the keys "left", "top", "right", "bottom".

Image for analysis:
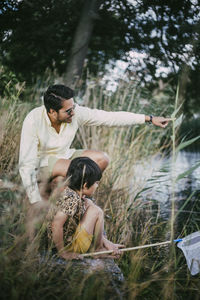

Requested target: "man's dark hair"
[
  {"left": 44, "top": 84, "right": 74, "bottom": 112},
  {"left": 66, "top": 157, "right": 102, "bottom": 191}
]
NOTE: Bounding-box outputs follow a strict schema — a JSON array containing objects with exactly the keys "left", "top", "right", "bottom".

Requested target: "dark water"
[{"left": 140, "top": 151, "right": 200, "bottom": 235}]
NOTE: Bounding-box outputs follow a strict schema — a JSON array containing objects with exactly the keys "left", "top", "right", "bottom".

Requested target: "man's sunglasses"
[{"left": 66, "top": 104, "right": 76, "bottom": 115}]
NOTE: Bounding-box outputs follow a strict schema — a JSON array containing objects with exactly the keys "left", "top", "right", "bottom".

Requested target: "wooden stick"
[{"left": 81, "top": 240, "right": 171, "bottom": 257}]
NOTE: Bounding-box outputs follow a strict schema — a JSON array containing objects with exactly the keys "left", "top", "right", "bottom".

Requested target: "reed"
[{"left": 0, "top": 76, "right": 199, "bottom": 299}]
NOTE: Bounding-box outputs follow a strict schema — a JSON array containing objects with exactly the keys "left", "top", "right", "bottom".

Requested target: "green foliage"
[
  {"left": 179, "top": 118, "right": 200, "bottom": 151},
  {"left": 176, "top": 136, "right": 200, "bottom": 153},
  {"left": 0, "top": 66, "right": 21, "bottom": 98},
  {"left": 1, "top": 0, "right": 199, "bottom": 87}
]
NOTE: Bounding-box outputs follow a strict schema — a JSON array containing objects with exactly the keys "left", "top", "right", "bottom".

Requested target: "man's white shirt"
[{"left": 19, "top": 104, "right": 145, "bottom": 204}]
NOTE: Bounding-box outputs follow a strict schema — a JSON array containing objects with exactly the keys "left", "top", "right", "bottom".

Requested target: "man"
[{"left": 19, "top": 84, "right": 171, "bottom": 204}]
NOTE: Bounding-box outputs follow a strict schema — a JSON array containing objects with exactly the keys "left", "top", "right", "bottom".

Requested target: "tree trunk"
[{"left": 65, "top": 0, "right": 102, "bottom": 88}]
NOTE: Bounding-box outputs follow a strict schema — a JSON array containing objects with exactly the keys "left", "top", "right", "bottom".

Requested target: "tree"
[
  {"left": 0, "top": 0, "right": 199, "bottom": 110},
  {"left": 65, "top": 0, "right": 102, "bottom": 87}
]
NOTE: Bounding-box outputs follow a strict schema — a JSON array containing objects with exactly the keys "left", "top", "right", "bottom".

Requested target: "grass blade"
[
  {"left": 175, "top": 162, "right": 200, "bottom": 182},
  {"left": 176, "top": 136, "right": 200, "bottom": 152}
]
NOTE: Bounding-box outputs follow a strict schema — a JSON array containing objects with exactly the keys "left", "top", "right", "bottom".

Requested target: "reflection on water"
[
  {"left": 133, "top": 151, "right": 200, "bottom": 225},
  {"left": 129, "top": 152, "right": 200, "bottom": 295}
]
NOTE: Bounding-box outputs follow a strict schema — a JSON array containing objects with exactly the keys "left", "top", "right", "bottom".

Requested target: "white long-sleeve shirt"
[{"left": 19, "top": 104, "right": 145, "bottom": 204}]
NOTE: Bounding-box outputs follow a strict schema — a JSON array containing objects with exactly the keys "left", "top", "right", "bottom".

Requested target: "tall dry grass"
[
  {"left": 0, "top": 77, "right": 200, "bottom": 299},
  {"left": 0, "top": 82, "right": 33, "bottom": 176}
]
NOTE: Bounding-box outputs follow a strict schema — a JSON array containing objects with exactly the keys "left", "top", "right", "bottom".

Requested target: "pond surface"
[{"left": 136, "top": 150, "right": 200, "bottom": 234}]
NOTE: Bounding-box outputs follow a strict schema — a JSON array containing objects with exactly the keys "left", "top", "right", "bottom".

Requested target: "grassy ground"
[{"left": 0, "top": 78, "right": 200, "bottom": 299}]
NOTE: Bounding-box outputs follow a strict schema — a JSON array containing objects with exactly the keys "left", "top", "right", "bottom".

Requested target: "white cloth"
[
  {"left": 177, "top": 231, "right": 200, "bottom": 275},
  {"left": 19, "top": 104, "right": 145, "bottom": 203}
]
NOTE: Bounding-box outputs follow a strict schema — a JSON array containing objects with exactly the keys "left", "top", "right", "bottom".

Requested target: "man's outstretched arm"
[{"left": 76, "top": 105, "right": 171, "bottom": 128}]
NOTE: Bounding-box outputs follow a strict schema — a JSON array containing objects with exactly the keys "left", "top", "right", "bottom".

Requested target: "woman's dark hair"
[
  {"left": 44, "top": 84, "right": 74, "bottom": 112},
  {"left": 66, "top": 157, "right": 102, "bottom": 191}
]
